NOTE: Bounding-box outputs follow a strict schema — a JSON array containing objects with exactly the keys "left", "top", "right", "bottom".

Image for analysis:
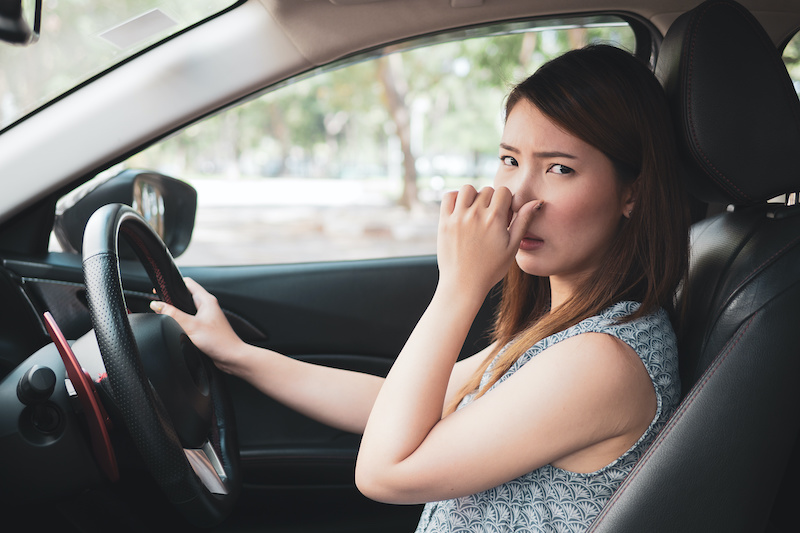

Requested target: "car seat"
[{"left": 588, "top": 1, "right": 800, "bottom": 531}]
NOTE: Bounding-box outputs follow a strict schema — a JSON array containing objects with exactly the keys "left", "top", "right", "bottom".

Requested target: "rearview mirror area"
[
  {"left": 54, "top": 169, "right": 197, "bottom": 259},
  {"left": 0, "top": 0, "right": 41, "bottom": 46}
]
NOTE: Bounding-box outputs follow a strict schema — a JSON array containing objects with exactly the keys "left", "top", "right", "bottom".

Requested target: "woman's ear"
[{"left": 622, "top": 178, "right": 639, "bottom": 219}]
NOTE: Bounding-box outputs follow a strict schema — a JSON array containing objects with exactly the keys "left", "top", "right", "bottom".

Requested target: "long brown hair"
[{"left": 446, "top": 45, "right": 690, "bottom": 414}]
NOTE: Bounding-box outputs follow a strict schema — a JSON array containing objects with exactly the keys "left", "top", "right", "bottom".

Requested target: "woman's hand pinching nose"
[{"left": 507, "top": 200, "right": 544, "bottom": 242}]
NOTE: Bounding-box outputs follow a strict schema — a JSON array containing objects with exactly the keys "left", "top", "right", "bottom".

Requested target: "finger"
[
  {"left": 150, "top": 299, "right": 192, "bottom": 324},
  {"left": 475, "top": 186, "right": 495, "bottom": 207},
  {"left": 440, "top": 190, "right": 458, "bottom": 217},
  {"left": 508, "top": 200, "right": 544, "bottom": 247},
  {"left": 183, "top": 277, "right": 202, "bottom": 293},
  {"left": 183, "top": 277, "right": 209, "bottom": 301},
  {"left": 182, "top": 277, "right": 218, "bottom": 309},
  {"left": 488, "top": 186, "right": 512, "bottom": 212},
  {"left": 453, "top": 184, "right": 478, "bottom": 211},
  {"left": 485, "top": 187, "right": 513, "bottom": 226},
  {"left": 150, "top": 299, "right": 172, "bottom": 315}
]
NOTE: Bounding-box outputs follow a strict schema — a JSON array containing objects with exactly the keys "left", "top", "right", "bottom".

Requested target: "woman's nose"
[
  {"left": 494, "top": 165, "right": 537, "bottom": 211},
  {"left": 509, "top": 192, "right": 525, "bottom": 213},
  {"left": 509, "top": 181, "right": 537, "bottom": 212}
]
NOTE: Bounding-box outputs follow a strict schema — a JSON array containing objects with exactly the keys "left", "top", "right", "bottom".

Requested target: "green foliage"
[
  {"left": 782, "top": 33, "right": 800, "bottom": 94},
  {"left": 129, "top": 20, "right": 638, "bottom": 197}
]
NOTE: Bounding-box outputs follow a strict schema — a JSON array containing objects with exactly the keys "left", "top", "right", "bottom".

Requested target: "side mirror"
[
  {"left": 0, "top": 0, "right": 41, "bottom": 45},
  {"left": 54, "top": 169, "right": 197, "bottom": 259}
]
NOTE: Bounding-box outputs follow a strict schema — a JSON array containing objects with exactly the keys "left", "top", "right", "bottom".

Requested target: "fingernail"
[{"left": 150, "top": 301, "right": 164, "bottom": 312}]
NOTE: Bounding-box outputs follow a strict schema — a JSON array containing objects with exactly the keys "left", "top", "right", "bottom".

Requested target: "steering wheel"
[{"left": 81, "top": 203, "right": 240, "bottom": 528}]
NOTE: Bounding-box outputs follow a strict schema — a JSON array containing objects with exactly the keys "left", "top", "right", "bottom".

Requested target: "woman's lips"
[{"left": 519, "top": 234, "right": 544, "bottom": 251}]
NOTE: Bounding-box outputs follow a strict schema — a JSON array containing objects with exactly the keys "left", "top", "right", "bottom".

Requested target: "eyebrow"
[{"left": 499, "top": 143, "right": 578, "bottom": 160}]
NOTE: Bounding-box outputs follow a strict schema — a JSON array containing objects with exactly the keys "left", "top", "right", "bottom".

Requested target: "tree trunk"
[{"left": 378, "top": 54, "right": 418, "bottom": 209}]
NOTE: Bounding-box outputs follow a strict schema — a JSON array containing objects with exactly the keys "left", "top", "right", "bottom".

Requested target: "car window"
[
  {"left": 783, "top": 31, "right": 800, "bottom": 94},
  {"left": 0, "top": 0, "right": 236, "bottom": 131},
  {"left": 54, "top": 17, "right": 635, "bottom": 266}
]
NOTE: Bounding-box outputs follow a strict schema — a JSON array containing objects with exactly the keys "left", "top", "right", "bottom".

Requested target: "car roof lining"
[{"left": 259, "top": 0, "right": 800, "bottom": 65}]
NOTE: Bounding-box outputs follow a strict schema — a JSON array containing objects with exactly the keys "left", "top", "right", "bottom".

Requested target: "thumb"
[
  {"left": 150, "top": 299, "right": 192, "bottom": 324},
  {"left": 508, "top": 200, "right": 544, "bottom": 249}
]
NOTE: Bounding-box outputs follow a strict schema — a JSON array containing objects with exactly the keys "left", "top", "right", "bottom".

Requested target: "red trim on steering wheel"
[{"left": 44, "top": 311, "right": 119, "bottom": 482}]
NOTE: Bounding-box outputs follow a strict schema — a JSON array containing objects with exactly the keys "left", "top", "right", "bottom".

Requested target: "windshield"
[{"left": 0, "top": 0, "right": 236, "bottom": 130}]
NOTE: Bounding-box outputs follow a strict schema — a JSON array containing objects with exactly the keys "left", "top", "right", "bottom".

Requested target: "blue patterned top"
[{"left": 415, "top": 301, "right": 680, "bottom": 533}]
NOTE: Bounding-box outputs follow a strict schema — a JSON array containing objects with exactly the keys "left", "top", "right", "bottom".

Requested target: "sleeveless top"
[{"left": 415, "top": 301, "right": 680, "bottom": 533}]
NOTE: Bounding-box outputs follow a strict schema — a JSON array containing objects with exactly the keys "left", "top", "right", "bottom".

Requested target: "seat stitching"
[{"left": 715, "top": 233, "right": 800, "bottom": 319}]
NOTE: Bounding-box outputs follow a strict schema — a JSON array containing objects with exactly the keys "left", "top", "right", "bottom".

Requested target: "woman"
[{"left": 152, "top": 44, "right": 690, "bottom": 532}]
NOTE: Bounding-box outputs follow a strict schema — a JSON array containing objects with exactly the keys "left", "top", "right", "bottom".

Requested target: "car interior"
[{"left": 1, "top": 0, "right": 799, "bottom": 532}]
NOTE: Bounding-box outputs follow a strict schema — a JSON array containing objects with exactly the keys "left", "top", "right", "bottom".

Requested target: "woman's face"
[{"left": 494, "top": 98, "right": 634, "bottom": 297}]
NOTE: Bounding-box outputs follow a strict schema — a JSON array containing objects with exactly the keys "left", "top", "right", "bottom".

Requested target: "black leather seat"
[{"left": 589, "top": 1, "right": 800, "bottom": 531}]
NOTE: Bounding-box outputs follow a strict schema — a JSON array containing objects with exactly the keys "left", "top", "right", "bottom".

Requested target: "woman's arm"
[
  {"left": 151, "top": 278, "right": 491, "bottom": 435},
  {"left": 151, "top": 278, "right": 382, "bottom": 434},
  {"left": 442, "top": 343, "right": 496, "bottom": 414},
  {"left": 357, "top": 329, "right": 656, "bottom": 504},
  {"left": 355, "top": 185, "right": 541, "bottom": 500}
]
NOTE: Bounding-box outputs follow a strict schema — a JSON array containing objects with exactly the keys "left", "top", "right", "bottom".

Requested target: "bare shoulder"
[
  {"left": 538, "top": 331, "right": 648, "bottom": 382},
  {"left": 511, "top": 330, "right": 656, "bottom": 438},
  {"left": 521, "top": 332, "right": 658, "bottom": 472}
]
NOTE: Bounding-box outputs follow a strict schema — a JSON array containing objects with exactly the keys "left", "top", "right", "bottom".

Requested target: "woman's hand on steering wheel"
[{"left": 151, "top": 277, "right": 245, "bottom": 374}]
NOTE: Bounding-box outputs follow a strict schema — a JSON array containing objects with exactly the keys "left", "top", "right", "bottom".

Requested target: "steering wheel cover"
[{"left": 82, "top": 203, "right": 240, "bottom": 527}]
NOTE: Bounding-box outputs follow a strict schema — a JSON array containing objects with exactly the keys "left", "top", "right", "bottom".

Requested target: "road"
[{"left": 175, "top": 178, "right": 440, "bottom": 266}]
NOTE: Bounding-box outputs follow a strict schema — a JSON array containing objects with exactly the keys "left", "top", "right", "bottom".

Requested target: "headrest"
[{"left": 655, "top": 0, "right": 800, "bottom": 205}]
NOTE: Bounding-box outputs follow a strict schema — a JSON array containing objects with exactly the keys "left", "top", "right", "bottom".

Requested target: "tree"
[
  {"left": 128, "top": 20, "right": 635, "bottom": 208},
  {"left": 378, "top": 54, "right": 418, "bottom": 209}
]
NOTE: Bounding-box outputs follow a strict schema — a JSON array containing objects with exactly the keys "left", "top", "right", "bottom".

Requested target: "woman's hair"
[{"left": 446, "top": 44, "right": 690, "bottom": 414}]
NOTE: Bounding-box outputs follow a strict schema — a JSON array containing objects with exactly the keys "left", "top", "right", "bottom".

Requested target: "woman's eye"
[
  {"left": 500, "top": 155, "right": 518, "bottom": 167},
  {"left": 548, "top": 163, "right": 574, "bottom": 175}
]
